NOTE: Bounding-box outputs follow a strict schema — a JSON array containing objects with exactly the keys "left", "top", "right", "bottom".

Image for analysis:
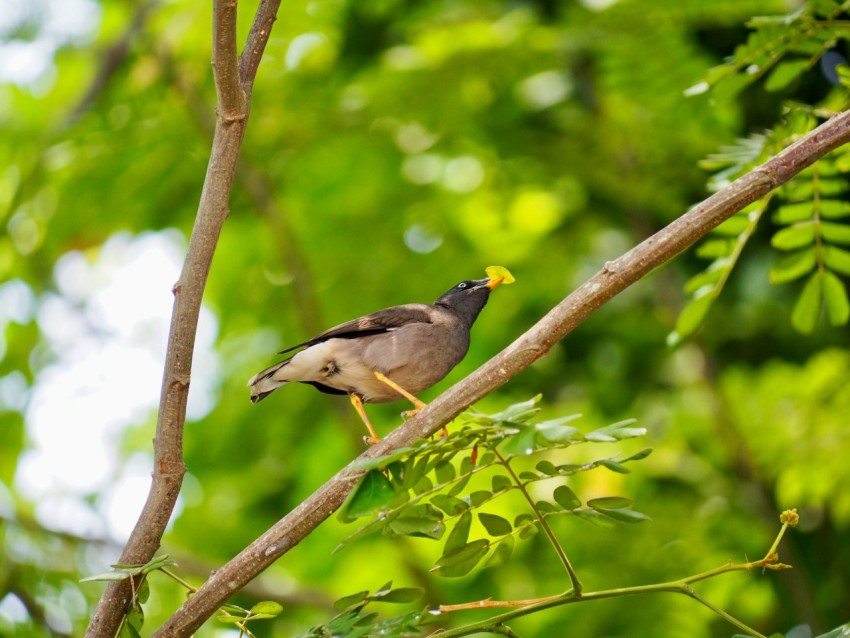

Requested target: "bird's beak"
[
  {"left": 485, "top": 276, "right": 503, "bottom": 290},
  {"left": 484, "top": 265, "right": 516, "bottom": 290}
]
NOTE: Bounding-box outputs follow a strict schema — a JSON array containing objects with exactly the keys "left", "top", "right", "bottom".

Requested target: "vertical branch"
[{"left": 85, "top": 1, "right": 282, "bottom": 635}]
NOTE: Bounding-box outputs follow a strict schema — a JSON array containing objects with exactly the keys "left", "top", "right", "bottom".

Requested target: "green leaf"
[
  {"left": 501, "top": 425, "right": 538, "bottom": 456},
  {"left": 584, "top": 430, "right": 617, "bottom": 443},
  {"left": 126, "top": 603, "right": 144, "bottom": 632},
  {"left": 821, "top": 221, "right": 850, "bottom": 245},
  {"left": 770, "top": 249, "right": 817, "bottom": 284},
  {"left": 535, "top": 416, "right": 582, "bottom": 442},
  {"left": 444, "top": 510, "right": 471, "bottom": 552},
  {"left": 695, "top": 238, "right": 735, "bottom": 259},
  {"left": 588, "top": 496, "right": 634, "bottom": 510},
  {"left": 334, "top": 590, "right": 370, "bottom": 611},
  {"left": 553, "top": 485, "right": 581, "bottom": 510},
  {"left": 403, "top": 456, "right": 430, "bottom": 490},
  {"left": 535, "top": 500, "right": 559, "bottom": 514},
  {"left": 764, "top": 58, "right": 810, "bottom": 91},
  {"left": 136, "top": 578, "right": 150, "bottom": 605},
  {"left": 468, "top": 490, "right": 493, "bottom": 507},
  {"left": 388, "top": 504, "right": 445, "bottom": 539},
  {"left": 596, "top": 508, "right": 652, "bottom": 523},
  {"left": 620, "top": 447, "right": 653, "bottom": 463},
  {"left": 431, "top": 494, "right": 469, "bottom": 516},
  {"left": 822, "top": 271, "right": 850, "bottom": 326},
  {"left": 217, "top": 613, "right": 245, "bottom": 624},
  {"left": 412, "top": 475, "right": 433, "bottom": 495},
  {"left": 447, "top": 460, "right": 474, "bottom": 497},
  {"left": 772, "top": 222, "right": 816, "bottom": 250},
  {"left": 122, "top": 621, "right": 143, "bottom": 638},
  {"left": 478, "top": 513, "right": 512, "bottom": 536},
  {"left": 773, "top": 201, "right": 815, "bottom": 224},
  {"left": 573, "top": 509, "right": 619, "bottom": 528},
  {"left": 341, "top": 470, "right": 396, "bottom": 521},
  {"left": 683, "top": 266, "right": 724, "bottom": 295},
  {"left": 791, "top": 272, "right": 822, "bottom": 333},
  {"left": 434, "top": 461, "right": 455, "bottom": 484},
  {"left": 823, "top": 245, "right": 850, "bottom": 275},
  {"left": 81, "top": 570, "right": 134, "bottom": 583},
  {"left": 588, "top": 420, "right": 644, "bottom": 441},
  {"left": 535, "top": 460, "right": 558, "bottom": 476},
  {"left": 369, "top": 587, "right": 423, "bottom": 604},
  {"left": 142, "top": 554, "right": 177, "bottom": 573},
  {"left": 813, "top": 624, "right": 850, "bottom": 638},
  {"left": 433, "top": 539, "right": 490, "bottom": 577},
  {"left": 819, "top": 199, "right": 850, "bottom": 219},
  {"left": 491, "top": 474, "right": 512, "bottom": 493},
  {"left": 250, "top": 601, "right": 284, "bottom": 619},
  {"left": 598, "top": 459, "right": 630, "bottom": 474},
  {"left": 493, "top": 395, "right": 542, "bottom": 423},
  {"left": 668, "top": 293, "right": 713, "bottom": 345}
]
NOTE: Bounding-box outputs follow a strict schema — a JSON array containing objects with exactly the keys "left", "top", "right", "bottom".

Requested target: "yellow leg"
[
  {"left": 373, "top": 371, "right": 427, "bottom": 414},
  {"left": 349, "top": 394, "right": 381, "bottom": 444}
]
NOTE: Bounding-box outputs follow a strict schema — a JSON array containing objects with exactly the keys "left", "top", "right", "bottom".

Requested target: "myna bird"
[{"left": 248, "top": 266, "right": 515, "bottom": 443}]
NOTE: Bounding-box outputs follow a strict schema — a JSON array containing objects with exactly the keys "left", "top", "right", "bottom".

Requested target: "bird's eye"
[{"left": 457, "top": 282, "right": 468, "bottom": 289}]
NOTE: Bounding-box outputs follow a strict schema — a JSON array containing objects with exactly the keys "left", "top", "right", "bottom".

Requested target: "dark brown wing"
[{"left": 278, "top": 303, "right": 435, "bottom": 355}]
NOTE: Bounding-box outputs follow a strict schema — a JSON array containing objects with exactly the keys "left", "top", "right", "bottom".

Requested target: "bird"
[{"left": 248, "top": 266, "right": 515, "bottom": 443}]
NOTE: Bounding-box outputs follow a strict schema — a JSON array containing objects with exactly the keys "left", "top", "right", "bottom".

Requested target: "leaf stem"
[
  {"left": 492, "top": 448, "right": 582, "bottom": 595},
  {"left": 435, "top": 521, "right": 796, "bottom": 638},
  {"left": 161, "top": 568, "right": 197, "bottom": 594},
  {"left": 434, "top": 558, "right": 779, "bottom": 637}
]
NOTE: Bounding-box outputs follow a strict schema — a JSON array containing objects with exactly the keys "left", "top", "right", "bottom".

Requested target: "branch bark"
[
  {"left": 150, "top": 111, "right": 850, "bottom": 636},
  {"left": 85, "top": 1, "right": 282, "bottom": 636}
]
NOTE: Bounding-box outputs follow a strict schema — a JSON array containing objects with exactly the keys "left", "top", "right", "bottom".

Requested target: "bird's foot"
[{"left": 350, "top": 394, "right": 382, "bottom": 445}]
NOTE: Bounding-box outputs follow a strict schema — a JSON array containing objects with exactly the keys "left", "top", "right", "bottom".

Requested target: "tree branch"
[
  {"left": 238, "top": 0, "right": 282, "bottom": 86},
  {"left": 85, "top": 1, "right": 283, "bottom": 635},
  {"left": 151, "top": 111, "right": 850, "bottom": 637}
]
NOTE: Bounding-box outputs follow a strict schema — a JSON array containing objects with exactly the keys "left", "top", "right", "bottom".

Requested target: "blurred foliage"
[{"left": 2, "top": 0, "right": 850, "bottom": 636}]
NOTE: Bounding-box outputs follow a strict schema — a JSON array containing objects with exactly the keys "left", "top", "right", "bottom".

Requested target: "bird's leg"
[
  {"left": 373, "top": 371, "right": 426, "bottom": 414},
  {"left": 349, "top": 394, "right": 381, "bottom": 445},
  {"left": 373, "top": 371, "right": 448, "bottom": 437}
]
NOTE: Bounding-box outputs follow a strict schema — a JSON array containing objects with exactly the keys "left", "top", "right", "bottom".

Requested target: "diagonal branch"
[
  {"left": 84, "top": 1, "right": 283, "bottom": 636},
  {"left": 151, "top": 110, "right": 850, "bottom": 637}
]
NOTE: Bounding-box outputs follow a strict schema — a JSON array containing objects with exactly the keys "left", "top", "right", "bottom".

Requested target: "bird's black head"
[{"left": 435, "top": 277, "right": 499, "bottom": 327}]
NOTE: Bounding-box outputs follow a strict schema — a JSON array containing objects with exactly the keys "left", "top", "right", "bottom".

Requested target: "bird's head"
[{"left": 435, "top": 266, "right": 515, "bottom": 326}]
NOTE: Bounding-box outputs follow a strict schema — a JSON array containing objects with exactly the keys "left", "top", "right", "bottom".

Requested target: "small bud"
[{"left": 780, "top": 508, "right": 799, "bottom": 527}]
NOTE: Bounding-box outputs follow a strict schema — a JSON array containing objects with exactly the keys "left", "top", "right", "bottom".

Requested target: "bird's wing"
[{"left": 278, "top": 304, "right": 435, "bottom": 355}]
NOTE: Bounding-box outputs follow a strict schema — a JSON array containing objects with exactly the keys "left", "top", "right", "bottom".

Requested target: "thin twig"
[
  {"left": 493, "top": 448, "right": 581, "bottom": 594},
  {"left": 152, "top": 110, "right": 850, "bottom": 637},
  {"left": 433, "top": 553, "right": 789, "bottom": 637}
]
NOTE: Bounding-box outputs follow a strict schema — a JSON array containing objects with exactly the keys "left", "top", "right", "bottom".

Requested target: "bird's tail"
[{"left": 247, "top": 360, "right": 290, "bottom": 403}]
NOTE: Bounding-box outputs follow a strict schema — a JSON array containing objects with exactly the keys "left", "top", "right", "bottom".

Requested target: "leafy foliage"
[
  {"left": 80, "top": 555, "right": 178, "bottom": 638},
  {"left": 295, "top": 583, "right": 429, "bottom": 638},
  {"left": 687, "top": 0, "right": 850, "bottom": 100},
  {"left": 338, "top": 397, "right": 650, "bottom": 578},
  {"left": 673, "top": 1, "right": 850, "bottom": 340}
]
